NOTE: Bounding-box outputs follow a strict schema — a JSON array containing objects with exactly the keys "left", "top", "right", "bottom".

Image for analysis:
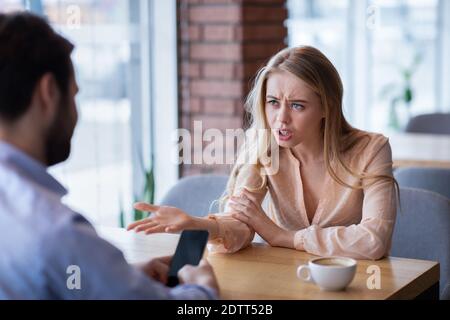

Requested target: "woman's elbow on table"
[
  {"left": 363, "top": 239, "right": 389, "bottom": 260},
  {"left": 207, "top": 237, "right": 252, "bottom": 254},
  {"left": 298, "top": 224, "right": 392, "bottom": 260}
]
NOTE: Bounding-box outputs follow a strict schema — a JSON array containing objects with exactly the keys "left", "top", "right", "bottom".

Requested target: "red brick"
[
  {"left": 180, "top": 25, "right": 201, "bottom": 42},
  {"left": 180, "top": 114, "right": 193, "bottom": 130},
  {"left": 178, "top": 5, "right": 189, "bottom": 22},
  {"left": 190, "top": 26, "right": 202, "bottom": 41},
  {"left": 242, "top": 6, "right": 287, "bottom": 22},
  {"left": 202, "top": 62, "right": 235, "bottom": 79},
  {"left": 181, "top": 97, "right": 202, "bottom": 113},
  {"left": 202, "top": 0, "right": 242, "bottom": 4},
  {"left": 243, "top": 43, "right": 285, "bottom": 60},
  {"left": 191, "top": 80, "right": 242, "bottom": 98},
  {"left": 190, "top": 43, "right": 241, "bottom": 61},
  {"left": 202, "top": 164, "right": 232, "bottom": 175},
  {"left": 203, "top": 25, "right": 236, "bottom": 42},
  {"left": 190, "top": 114, "right": 242, "bottom": 131},
  {"left": 236, "top": 24, "right": 287, "bottom": 41},
  {"left": 178, "top": 0, "right": 288, "bottom": 177},
  {"left": 235, "top": 61, "right": 266, "bottom": 79},
  {"left": 189, "top": 6, "right": 241, "bottom": 23},
  {"left": 203, "top": 98, "right": 236, "bottom": 114},
  {"left": 179, "top": 43, "right": 190, "bottom": 59},
  {"left": 243, "top": 0, "right": 285, "bottom": 3},
  {"left": 181, "top": 62, "right": 201, "bottom": 78},
  {"left": 180, "top": 78, "right": 189, "bottom": 92}
]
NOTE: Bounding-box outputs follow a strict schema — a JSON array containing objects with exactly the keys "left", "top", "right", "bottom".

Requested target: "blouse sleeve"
[
  {"left": 293, "top": 139, "right": 397, "bottom": 260},
  {"left": 207, "top": 165, "right": 268, "bottom": 253}
]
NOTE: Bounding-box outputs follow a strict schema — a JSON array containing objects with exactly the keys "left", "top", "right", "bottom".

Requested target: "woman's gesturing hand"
[{"left": 127, "top": 202, "right": 194, "bottom": 234}]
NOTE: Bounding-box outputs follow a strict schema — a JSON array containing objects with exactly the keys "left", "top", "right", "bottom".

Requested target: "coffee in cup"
[{"left": 296, "top": 256, "right": 357, "bottom": 291}]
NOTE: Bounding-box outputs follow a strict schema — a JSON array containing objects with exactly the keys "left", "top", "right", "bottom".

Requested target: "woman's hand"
[
  {"left": 228, "top": 189, "right": 295, "bottom": 248},
  {"left": 127, "top": 202, "right": 194, "bottom": 234}
]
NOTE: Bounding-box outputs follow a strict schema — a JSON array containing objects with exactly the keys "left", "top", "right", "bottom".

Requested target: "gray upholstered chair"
[
  {"left": 405, "top": 113, "right": 450, "bottom": 135},
  {"left": 160, "top": 174, "right": 229, "bottom": 217},
  {"left": 394, "top": 167, "right": 450, "bottom": 199},
  {"left": 391, "top": 187, "right": 450, "bottom": 299}
]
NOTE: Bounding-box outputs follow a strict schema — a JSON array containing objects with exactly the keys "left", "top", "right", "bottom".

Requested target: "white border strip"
[{"left": 150, "top": 0, "right": 179, "bottom": 202}]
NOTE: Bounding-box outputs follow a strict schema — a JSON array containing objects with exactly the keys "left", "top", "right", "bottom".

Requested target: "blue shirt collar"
[{"left": 0, "top": 141, "right": 67, "bottom": 197}]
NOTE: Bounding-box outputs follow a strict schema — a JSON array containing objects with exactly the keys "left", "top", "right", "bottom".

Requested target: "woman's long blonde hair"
[{"left": 219, "top": 46, "right": 398, "bottom": 211}]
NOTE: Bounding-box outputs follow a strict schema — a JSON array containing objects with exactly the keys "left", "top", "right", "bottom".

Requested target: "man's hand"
[
  {"left": 178, "top": 259, "right": 220, "bottom": 295},
  {"left": 137, "top": 255, "right": 172, "bottom": 284},
  {"left": 137, "top": 256, "right": 220, "bottom": 298}
]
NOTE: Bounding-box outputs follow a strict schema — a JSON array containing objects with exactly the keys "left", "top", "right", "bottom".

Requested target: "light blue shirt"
[{"left": 0, "top": 141, "right": 217, "bottom": 300}]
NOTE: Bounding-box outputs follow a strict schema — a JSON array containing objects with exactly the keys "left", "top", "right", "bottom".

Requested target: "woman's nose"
[{"left": 276, "top": 105, "right": 290, "bottom": 124}]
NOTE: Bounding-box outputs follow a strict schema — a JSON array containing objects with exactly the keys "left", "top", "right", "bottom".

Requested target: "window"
[
  {"left": 287, "top": 0, "right": 450, "bottom": 133},
  {"left": 287, "top": 0, "right": 350, "bottom": 86},
  {"left": 287, "top": 0, "right": 352, "bottom": 123},
  {"left": 369, "top": 0, "right": 439, "bottom": 131},
  {"left": 1, "top": 0, "right": 178, "bottom": 226}
]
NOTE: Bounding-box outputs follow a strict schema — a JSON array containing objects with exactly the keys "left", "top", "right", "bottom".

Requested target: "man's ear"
[{"left": 35, "top": 73, "right": 61, "bottom": 124}]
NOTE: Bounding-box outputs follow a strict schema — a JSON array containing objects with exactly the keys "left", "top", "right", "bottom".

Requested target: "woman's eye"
[
  {"left": 267, "top": 100, "right": 279, "bottom": 107},
  {"left": 292, "top": 103, "right": 304, "bottom": 111}
]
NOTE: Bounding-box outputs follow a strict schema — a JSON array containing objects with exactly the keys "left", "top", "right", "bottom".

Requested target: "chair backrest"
[
  {"left": 394, "top": 167, "right": 450, "bottom": 200},
  {"left": 160, "top": 174, "right": 229, "bottom": 217},
  {"left": 405, "top": 113, "right": 450, "bottom": 135},
  {"left": 391, "top": 188, "right": 450, "bottom": 299}
]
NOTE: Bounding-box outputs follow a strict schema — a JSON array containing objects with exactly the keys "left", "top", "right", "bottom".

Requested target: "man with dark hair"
[{"left": 0, "top": 12, "right": 219, "bottom": 300}]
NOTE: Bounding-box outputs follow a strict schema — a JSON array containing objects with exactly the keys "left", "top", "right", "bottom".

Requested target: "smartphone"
[{"left": 167, "top": 230, "right": 209, "bottom": 287}]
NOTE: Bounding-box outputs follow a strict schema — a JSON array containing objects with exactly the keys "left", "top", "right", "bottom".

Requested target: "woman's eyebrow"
[
  {"left": 266, "top": 95, "right": 308, "bottom": 103},
  {"left": 290, "top": 99, "right": 308, "bottom": 103}
]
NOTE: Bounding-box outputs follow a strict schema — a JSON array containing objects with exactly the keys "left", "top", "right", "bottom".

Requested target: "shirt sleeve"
[
  {"left": 207, "top": 164, "right": 267, "bottom": 254},
  {"left": 40, "top": 213, "right": 218, "bottom": 300},
  {"left": 293, "top": 139, "right": 397, "bottom": 260}
]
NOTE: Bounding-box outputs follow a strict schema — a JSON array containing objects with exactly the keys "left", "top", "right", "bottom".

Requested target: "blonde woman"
[{"left": 128, "top": 46, "right": 398, "bottom": 260}]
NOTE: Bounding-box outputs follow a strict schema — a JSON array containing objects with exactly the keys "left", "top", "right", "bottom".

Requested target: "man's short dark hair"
[{"left": 0, "top": 12, "right": 74, "bottom": 121}]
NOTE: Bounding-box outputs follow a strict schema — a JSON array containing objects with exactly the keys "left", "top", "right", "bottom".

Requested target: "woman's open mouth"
[{"left": 277, "top": 129, "right": 293, "bottom": 141}]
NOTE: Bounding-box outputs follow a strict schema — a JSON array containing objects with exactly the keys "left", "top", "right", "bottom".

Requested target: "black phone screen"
[{"left": 167, "top": 230, "right": 209, "bottom": 287}]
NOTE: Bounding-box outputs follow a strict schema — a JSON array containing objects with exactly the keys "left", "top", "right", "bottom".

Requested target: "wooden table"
[
  {"left": 389, "top": 133, "right": 450, "bottom": 169},
  {"left": 97, "top": 226, "right": 439, "bottom": 300}
]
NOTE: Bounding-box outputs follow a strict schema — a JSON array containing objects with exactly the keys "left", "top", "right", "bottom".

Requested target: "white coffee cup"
[{"left": 296, "top": 256, "right": 357, "bottom": 291}]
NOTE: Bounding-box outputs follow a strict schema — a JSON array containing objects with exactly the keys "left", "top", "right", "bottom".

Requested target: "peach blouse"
[{"left": 207, "top": 132, "right": 397, "bottom": 260}]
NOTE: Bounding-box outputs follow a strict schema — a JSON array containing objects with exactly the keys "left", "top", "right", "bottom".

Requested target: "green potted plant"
[
  {"left": 379, "top": 50, "right": 423, "bottom": 131},
  {"left": 119, "top": 155, "right": 155, "bottom": 228}
]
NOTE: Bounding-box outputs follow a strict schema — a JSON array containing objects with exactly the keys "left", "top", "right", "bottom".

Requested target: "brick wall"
[{"left": 178, "top": 0, "right": 288, "bottom": 177}]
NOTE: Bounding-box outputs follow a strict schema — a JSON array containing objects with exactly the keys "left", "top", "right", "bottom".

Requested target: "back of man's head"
[{"left": 0, "top": 12, "right": 74, "bottom": 122}]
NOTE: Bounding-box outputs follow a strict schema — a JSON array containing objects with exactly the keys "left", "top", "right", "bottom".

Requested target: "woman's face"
[{"left": 265, "top": 69, "right": 324, "bottom": 149}]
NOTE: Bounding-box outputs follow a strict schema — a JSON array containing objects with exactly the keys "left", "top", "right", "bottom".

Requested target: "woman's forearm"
[
  {"left": 190, "top": 216, "right": 220, "bottom": 239},
  {"left": 270, "top": 229, "right": 296, "bottom": 249}
]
